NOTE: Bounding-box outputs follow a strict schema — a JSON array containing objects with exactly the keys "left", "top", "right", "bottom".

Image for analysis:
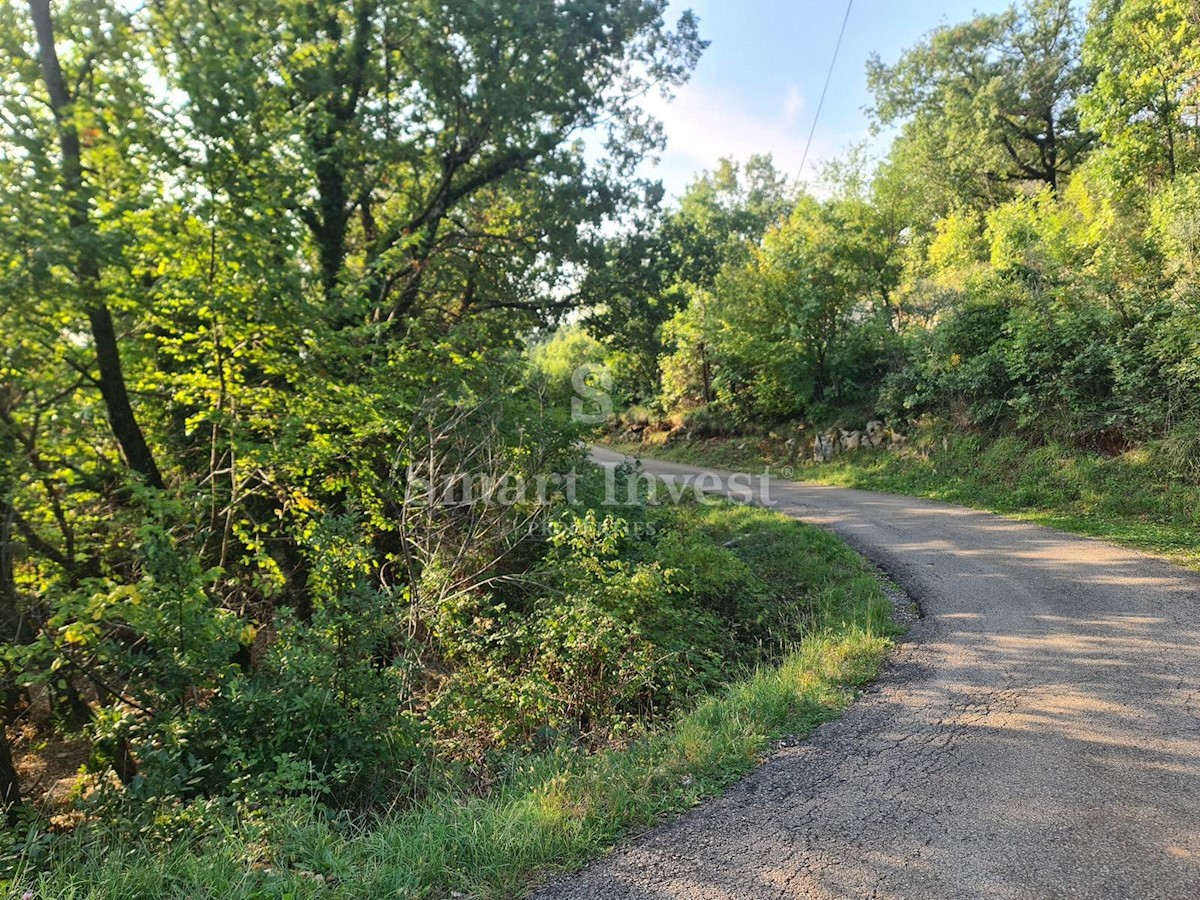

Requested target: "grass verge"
[
  {"left": 9, "top": 502, "right": 895, "bottom": 899},
  {"left": 606, "top": 428, "right": 1200, "bottom": 571}
]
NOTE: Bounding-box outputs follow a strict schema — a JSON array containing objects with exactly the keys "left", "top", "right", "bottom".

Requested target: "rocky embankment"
[
  {"left": 612, "top": 417, "right": 908, "bottom": 463},
  {"left": 810, "top": 420, "right": 906, "bottom": 461}
]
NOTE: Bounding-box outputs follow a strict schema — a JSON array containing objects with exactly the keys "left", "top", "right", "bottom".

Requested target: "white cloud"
[
  {"left": 780, "top": 84, "right": 806, "bottom": 125},
  {"left": 640, "top": 82, "right": 853, "bottom": 197}
]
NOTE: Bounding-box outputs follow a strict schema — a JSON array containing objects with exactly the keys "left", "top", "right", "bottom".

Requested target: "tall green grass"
[{"left": 9, "top": 504, "right": 894, "bottom": 899}]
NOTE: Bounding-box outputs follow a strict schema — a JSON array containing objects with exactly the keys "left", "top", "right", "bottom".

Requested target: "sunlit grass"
[{"left": 607, "top": 429, "right": 1200, "bottom": 571}]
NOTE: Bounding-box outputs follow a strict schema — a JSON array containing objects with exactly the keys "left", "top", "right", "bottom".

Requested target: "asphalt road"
[{"left": 535, "top": 447, "right": 1200, "bottom": 900}]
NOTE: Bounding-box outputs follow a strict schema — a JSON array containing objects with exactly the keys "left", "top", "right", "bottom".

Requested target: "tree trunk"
[
  {"left": 111, "top": 734, "right": 139, "bottom": 786},
  {"left": 698, "top": 341, "right": 713, "bottom": 404},
  {"left": 0, "top": 403, "right": 18, "bottom": 645},
  {"left": 310, "top": 136, "right": 351, "bottom": 302},
  {"left": 0, "top": 398, "right": 29, "bottom": 728},
  {"left": 1163, "top": 81, "right": 1178, "bottom": 179},
  {"left": 49, "top": 678, "right": 93, "bottom": 733},
  {"left": 28, "top": 0, "right": 164, "bottom": 490},
  {"left": 1044, "top": 108, "right": 1058, "bottom": 193},
  {"left": 0, "top": 726, "right": 21, "bottom": 825}
]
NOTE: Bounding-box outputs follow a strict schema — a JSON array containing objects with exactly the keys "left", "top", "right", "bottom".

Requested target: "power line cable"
[{"left": 797, "top": 0, "right": 854, "bottom": 184}]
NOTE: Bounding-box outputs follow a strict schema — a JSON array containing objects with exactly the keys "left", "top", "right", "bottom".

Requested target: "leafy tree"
[
  {"left": 578, "top": 200, "right": 686, "bottom": 403},
  {"left": 528, "top": 324, "right": 611, "bottom": 410},
  {"left": 671, "top": 155, "right": 797, "bottom": 283},
  {"left": 0, "top": 0, "right": 704, "bottom": 809},
  {"left": 1, "top": 0, "right": 163, "bottom": 488},
  {"left": 586, "top": 155, "right": 795, "bottom": 402},
  {"left": 821, "top": 149, "right": 908, "bottom": 329},
  {"left": 1082, "top": 0, "right": 1200, "bottom": 183},
  {"left": 151, "top": 0, "right": 705, "bottom": 324},
  {"left": 666, "top": 193, "right": 894, "bottom": 421},
  {"left": 869, "top": 0, "right": 1095, "bottom": 195}
]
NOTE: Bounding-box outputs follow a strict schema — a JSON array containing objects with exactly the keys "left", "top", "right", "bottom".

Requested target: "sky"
[{"left": 643, "top": 0, "right": 1013, "bottom": 198}]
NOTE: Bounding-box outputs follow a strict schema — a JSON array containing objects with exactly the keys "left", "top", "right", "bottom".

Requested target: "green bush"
[
  {"left": 9, "top": 498, "right": 895, "bottom": 900},
  {"left": 421, "top": 481, "right": 835, "bottom": 765}
]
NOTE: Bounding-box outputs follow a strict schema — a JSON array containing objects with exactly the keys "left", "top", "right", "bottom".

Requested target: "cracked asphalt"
[{"left": 534, "top": 449, "right": 1200, "bottom": 899}]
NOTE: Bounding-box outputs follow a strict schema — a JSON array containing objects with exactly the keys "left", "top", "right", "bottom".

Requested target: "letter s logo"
[{"left": 571, "top": 363, "right": 613, "bottom": 424}]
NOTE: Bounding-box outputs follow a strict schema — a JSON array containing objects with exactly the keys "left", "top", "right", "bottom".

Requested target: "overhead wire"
[{"left": 797, "top": 0, "right": 855, "bottom": 184}]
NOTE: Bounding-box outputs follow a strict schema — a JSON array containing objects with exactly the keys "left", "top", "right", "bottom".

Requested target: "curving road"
[{"left": 536, "top": 448, "right": 1200, "bottom": 900}]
